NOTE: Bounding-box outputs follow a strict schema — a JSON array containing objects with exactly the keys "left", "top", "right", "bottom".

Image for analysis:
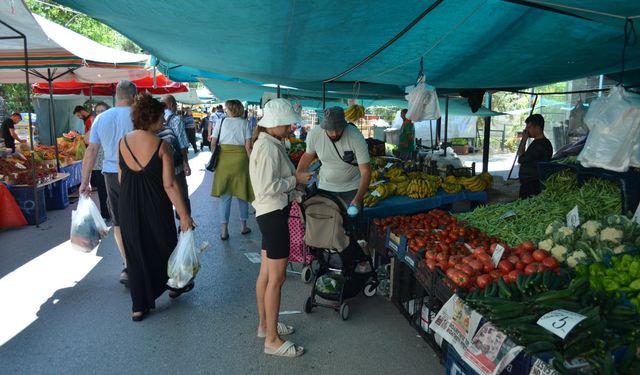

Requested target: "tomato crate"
[
  {"left": 434, "top": 267, "right": 466, "bottom": 305},
  {"left": 385, "top": 226, "right": 407, "bottom": 259},
  {"left": 415, "top": 260, "right": 435, "bottom": 294},
  {"left": 368, "top": 223, "right": 390, "bottom": 257}
]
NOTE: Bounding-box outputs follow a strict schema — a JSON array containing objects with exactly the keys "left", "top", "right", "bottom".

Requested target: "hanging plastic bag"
[
  {"left": 567, "top": 100, "right": 589, "bottom": 136},
  {"left": 167, "top": 229, "right": 200, "bottom": 289},
  {"left": 70, "top": 195, "right": 109, "bottom": 252},
  {"left": 405, "top": 83, "right": 440, "bottom": 122},
  {"left": 578, "top": 87, "right": 640, "bottom": 172}
]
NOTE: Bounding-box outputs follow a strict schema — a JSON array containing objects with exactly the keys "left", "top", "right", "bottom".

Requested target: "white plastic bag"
[
  {"left": 405, "top": 83, "right": 440, "bottom": 122},
  {"left": 70, "top": 195, "right": 109, "bottom": 252},
  {"left": 578, "top": 87, "right": 640, "bottom": 172},
  {"left": 167, "top": 229, "right": 199, "bottom": 289}
]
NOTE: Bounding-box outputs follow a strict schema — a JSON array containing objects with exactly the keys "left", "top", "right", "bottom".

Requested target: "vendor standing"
[
  {"left": 397, "top": 108, "right": 415, "bottom": 160},
  {"left": 73, "top": 105, "right": 94, "bottom": 135},
  {"left": 296, "top": 106, "right": 371, "bottom": 208},
  {"left": 517, "top": 114, "right": 553, "bottom": 199},
  {"left": 2, "top": 112, "right": 25, "bottom": 153}
]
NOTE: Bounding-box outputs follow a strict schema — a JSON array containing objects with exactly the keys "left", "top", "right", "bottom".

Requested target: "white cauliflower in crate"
[
  {"left": 545, "top": 221, "right": 564, "bottom": 236},
  {"left": 600, "top": 227, "right": 624, "bottom": 244},
  {"left": 566, "top": 250, "right": 588, "bottom": 268},
  {"left": 551, "top": 245, "right": 569, "bottom": 262},
  {"left": 553, "top": 226, "right": 576, "bottom": 246},
  {"left": 538, "top": 238, "right": 554, "bottom": 251},
  {"left": 581, "top": 220, "right": 602, "bottom": 241}
]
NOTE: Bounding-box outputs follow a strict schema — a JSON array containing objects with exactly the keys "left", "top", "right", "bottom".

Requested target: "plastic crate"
[
  {"left": 434, "top": 267, "right": 466, "bottom": 304},
  {"left": 415, "top": 260, "right": 435, "bottom": 293},
  {"left": 538, "top": 161, "right": 579, "bottom": 184},
  {"left": 9, "top": 186, "right": 47, "bottom": 225},
  {"left": 446, "top": 346, "right": 477, "bottom": 375},
  {"left": 404, "top": 249, "right": 423, "bottom": 272},
  {"left": 368, "top": 223, "right": 390, "bottom": 257},
  {"left": 44, "top": 179, "right": 69, "bottom": 210},
  {"left": 385, "top": 226, "right": 407, "bottom": 258}
]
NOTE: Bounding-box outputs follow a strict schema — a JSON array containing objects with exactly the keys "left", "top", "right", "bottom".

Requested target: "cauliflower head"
[
  {"left": 538, "top": 238, "right": 555, "bottom": 251},
  {"left": 553, "top": 226, "right": 576, "bottom": 245},
  {"left": 581, "top": 220, "right": 602, "bottom": 240},
  {"left": 600, "top": 227, "right": 624, "bottom": 244},
  {"left": 566, "top": 250, "right": 588, "bottom": 268},
  {"left": 551, "top": 245, "right": 569, "bottom": 261},
  {"left": 545, "top": 221, "right": 564, "bottom": 236}
]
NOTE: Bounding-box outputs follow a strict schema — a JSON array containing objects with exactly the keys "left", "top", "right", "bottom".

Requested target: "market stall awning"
[
  {"left": 0, "top": 0, "right": 149, "bottom": 83},
  {"left": 55, "top": 0, "right": 640, "bottom": 89},
  {"left": 32, "top": 74, "right": 188, "bottom": 96}
]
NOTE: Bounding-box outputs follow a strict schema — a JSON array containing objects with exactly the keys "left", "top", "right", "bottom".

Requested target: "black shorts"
[
  {"left": 256, "top": 205, "right": 291, "bottom": 260},
  {"left": 104, "top": 173, "right": 121, "bottom": 226}
]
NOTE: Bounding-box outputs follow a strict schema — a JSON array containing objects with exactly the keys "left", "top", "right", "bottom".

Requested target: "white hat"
[{"left": 259, "top": 98, "right": 302, "bottom": 128}]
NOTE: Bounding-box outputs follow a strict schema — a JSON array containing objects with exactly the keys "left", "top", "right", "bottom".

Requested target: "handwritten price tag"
[
  {"left": 492, "top": 244, "right": 505, "bottom": 267},
  {"left": 371, "top": 190, "right": 382, "bottom": 197},
  {"left": 384, "top": 162, "right": 394, "bottom": 169},
  {"left": 566, "top": 206, "right": 580, "bottom": 228},
  {"left": 499, "top": 210, "right": 517, "bottom": 220},
  {"left": 537, "top": 309, "right": 586, "bottom": 339}
]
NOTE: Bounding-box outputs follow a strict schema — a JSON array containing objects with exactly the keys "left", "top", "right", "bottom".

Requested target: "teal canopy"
[{"left": 56, "top": 1, "right": 640, "bottom": 90}]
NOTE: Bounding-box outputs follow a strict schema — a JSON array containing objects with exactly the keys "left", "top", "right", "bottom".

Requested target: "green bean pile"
[{"left": 456, "top": 173, "right": 621, "bottom": 246}]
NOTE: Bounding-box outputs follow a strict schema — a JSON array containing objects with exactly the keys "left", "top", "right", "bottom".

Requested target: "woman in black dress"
[{"left": 118, "top": 93, "right": 195, "bottom": 321}]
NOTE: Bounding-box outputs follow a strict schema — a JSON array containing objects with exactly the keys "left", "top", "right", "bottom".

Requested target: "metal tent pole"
[
  {"left": 46, "top": 69, "right": 61, "bottom": 171},
  {"left": 443, "top": 96, "right": 449, "bottom": 156},
  {"left": 482, "top": 93, "right": 492, "bottom": 173},
  {"left": 507, "top": 94, "right": 538, "bottom": 180}
]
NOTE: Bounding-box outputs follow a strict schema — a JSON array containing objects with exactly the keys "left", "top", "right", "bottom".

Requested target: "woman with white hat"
[{"left": 250, "top": 98, "right": 312, "bottom": 357}]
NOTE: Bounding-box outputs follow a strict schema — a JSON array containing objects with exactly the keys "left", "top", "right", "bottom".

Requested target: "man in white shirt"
[
  {"left": 208, "top": 104, "right": 226, "bottom": 142},
  {"left": 296, "top": 106, "right": 371, "bottom": 208},
  {"left": 79, "top": 80, "right": 136, "bottom": 286}
]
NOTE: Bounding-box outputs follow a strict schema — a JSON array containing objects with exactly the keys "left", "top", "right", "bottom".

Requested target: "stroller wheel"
[
  {"left": 363, "top": 282, "right": 377, "bottom": 297},
  {"left": 301, "top": 266, "right": 313, "bottom": 284},
  {"left": 339, "top": 303, "right": 350, "bottom": 321},
  {"left": 304, "top": 297, "right": 314, "bottom": 313}
]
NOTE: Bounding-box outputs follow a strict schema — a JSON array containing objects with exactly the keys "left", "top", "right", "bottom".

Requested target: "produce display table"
[
  {"left": 363, "top": 190, "right": 487, "bottom": 218},
  {"left": 59, "top": 160, "right": 82, "bottom": 187}
]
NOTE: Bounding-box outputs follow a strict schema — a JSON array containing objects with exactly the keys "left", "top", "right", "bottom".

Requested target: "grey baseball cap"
[{"left": 320, "top": 106, "right": 348, "bottom": 130}]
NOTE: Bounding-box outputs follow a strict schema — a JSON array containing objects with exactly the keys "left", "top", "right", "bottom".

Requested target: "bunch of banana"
[
  {"left": 394, "top": 180, "right": 410, "bottom": 196},
  {"left": 344, "top": 104, "right": 365, "bottom": 122},
  {"left": 363, "top": 182, "right": 395, "bottom": 207},
  {"left": 390, "top": 174, "right": 408, "bottom": 184},
  {"left": 424, "top": 175, "right": 442, "bottom": 190},
  {"left": 457, "top": 175, "right": 488, "bottom": 192},
  {"left": 363, "top": 193, "right": 381, "bottom": 207},
  {"left": 370, "top": 169, "right": 381, "bottom": 183},
  {"left": 406, "top": 178, "right": 438, "bottom": 199},
  {"left": 383, "top": 167, "right": 404, "bottom": 179},
  {"left": 407, "top": 171, "right": 425, "bottom": 179},
  {"left": 479, "top": 172, "right": 493, "bottom": 187},
  {"left": 442, "top": 175, "right": 462, "bottom": 194}
]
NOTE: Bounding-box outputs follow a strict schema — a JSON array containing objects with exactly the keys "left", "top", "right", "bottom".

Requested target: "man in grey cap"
[{"left": 296, "top": 106, "right": 371, "bottom": 208}]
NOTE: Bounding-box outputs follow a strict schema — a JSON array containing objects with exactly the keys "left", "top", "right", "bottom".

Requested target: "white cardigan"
[{"left": 249, "top": 132, "right": 296, "bottom": 217}]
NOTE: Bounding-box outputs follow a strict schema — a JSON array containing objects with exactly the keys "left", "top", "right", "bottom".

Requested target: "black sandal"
[
  {"left": 169, "top": 280, "right": 195, "bottom": 299},
  {"left": 131, "top": 309, "right": 149, "bottom": 322},
  {"left": 241, "top": 228, "right": 252, "bottom": 235},
  {"left": 119, "top": 268, "right": 129, "bottom": 288}
]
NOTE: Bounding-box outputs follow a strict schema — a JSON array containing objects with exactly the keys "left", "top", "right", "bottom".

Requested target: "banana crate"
[{"left": 385, "top": 226, "right": 407, "bottom": 259}]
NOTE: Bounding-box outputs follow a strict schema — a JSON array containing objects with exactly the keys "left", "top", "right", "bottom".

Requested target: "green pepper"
[
  {"left": 603, "top": 278, "right": 621, "bottom": 292},
  {"left": 629, "top": 261, "right": 640, "bottom": 278},
  {"left": 616, "top": 273, "right": 632, "bottom": 286},
  {"left": 630, "top": 279, "right": 640, "bottom": 291},
  {"left": 589, "top": 263, "right": 606, "bottom": 277}
]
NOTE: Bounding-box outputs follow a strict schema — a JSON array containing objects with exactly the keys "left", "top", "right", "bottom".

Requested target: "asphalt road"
[{"left": 0, "top": 151, "right": 443, "bottom": 374}]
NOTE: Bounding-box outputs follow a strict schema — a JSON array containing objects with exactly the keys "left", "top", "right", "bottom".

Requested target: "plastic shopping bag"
[
  {"left": 405, "top": 83, "right": 440, "bottom": 122},
  {"left": 70, "top": 195, "right": 109, "bottom": 252},
  {"left": 167, "top": 229, "right": 200, "bottom": 289}
]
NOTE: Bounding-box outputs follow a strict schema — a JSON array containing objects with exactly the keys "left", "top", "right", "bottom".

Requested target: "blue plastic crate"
[
  {"left": 9, "top": 186, "right": 47, "bottom": 225},
  {"left": 385, "top": 226, "right": 407, "bottom": 258},
  {"left": 44, "top": 179, "right": 69, "bottom": 210}
]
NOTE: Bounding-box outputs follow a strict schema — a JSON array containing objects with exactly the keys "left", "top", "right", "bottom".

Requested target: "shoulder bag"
[{"left": 206, "top": 118, "right": 225, "bottom": 172}]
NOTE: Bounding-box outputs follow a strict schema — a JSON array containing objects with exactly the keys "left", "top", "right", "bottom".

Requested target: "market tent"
[
  {"left": 32, "top": 74, "right": 188, "bottom": 96},
  {"left": 169, "top": 89, "right": 204, "bottom": 105},
  {"left": 56, "top": 1, "right": 640, "bottom": 90}
]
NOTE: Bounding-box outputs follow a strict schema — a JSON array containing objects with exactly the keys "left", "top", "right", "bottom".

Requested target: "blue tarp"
[{"left": 56, "top": 1, "right": 640, "bottom": 91}]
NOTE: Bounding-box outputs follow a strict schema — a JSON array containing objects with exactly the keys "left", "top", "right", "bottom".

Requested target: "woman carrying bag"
[
  {"left": 209, "top": 100, "right": 254, "bottom": 240},
  {"left": 250, "top": 99, "right": 312, "bottom": 357}
]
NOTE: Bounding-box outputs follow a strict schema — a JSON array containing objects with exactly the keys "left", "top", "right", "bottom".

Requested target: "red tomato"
[
  {"left": 438, "top": 262, "right": 449, "bottom": 272},
  {"left": 459, "top": 264, "right": 476, "bottom": 277},
  {"left": 524, "top": 262, "right": 545, "bottom": 275},
  {"left": 532, "top": 249, "right": 550, "bottom": 262},
  {"left": 436, "top": 253, "right": 448, "bottom": 263},
  {"left": 426, "top": 259, "right": 437, "bottom": 272},
  {"left": 462, "top": 256, "right": 474, "bottom": 265},
  {"left": 498, "top": 260, "right": 514, "bottom": 274},
  {"left": 542, "top": 257, "right": 559, "bottom": 269},
  {"left": 489, "top": 270, "right": 502, "bottom": 280},
  {"left": 508, "top": 269, "right": 522, "bottom": 283},
  {"left": 515, "top": 261, "right": 525, "bottom": 271},
  {"left": 468, "top": 260, "right": 484, "bottom": 273},
  {"left": 483, "top": 261, "right": 493, "bottom": 274},
  {"left": 476, "top": 252, "right": 492, "bottom": 264},
  {"left": 520, "top": 253, "right": 534, "bottom": 265},
  {"left": 522, "top": 240, "right": 536, "bottom": 251},
  {"left": 426, "top": 250, "right": 437, "bottom": 260},
  {"left": 507, "top": 255, "right": 520, "bottom": 264},
  {"left": 476, "top": 274, "right": 492, "bottom": 289}
]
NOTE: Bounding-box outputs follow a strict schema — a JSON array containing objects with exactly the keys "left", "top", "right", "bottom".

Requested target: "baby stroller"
[
  {"left": 300, "top": 190, "right": 378, "bottom": 320},
  {"left": 287, "top": 200, "right": 315, "bottom": 283}
]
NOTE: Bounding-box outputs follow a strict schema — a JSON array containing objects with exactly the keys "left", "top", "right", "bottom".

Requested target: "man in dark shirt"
[
  {"left": 517, "top": 114, "right": 553, "bottom": 198},
  {"left": 2, "top": 112, "right": 24, "bottom": 152}
]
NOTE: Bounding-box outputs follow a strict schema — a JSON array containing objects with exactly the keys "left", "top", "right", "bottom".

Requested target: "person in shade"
[
  {"left": 85, "top": 102, "right": 111, "bottom": 221},
  {"left": 182, "top": 107, "right": 198, "bottom": 153},
  {"left": 250, "top": 98, "right": 312, "bottom": 357},
  {"left": 117, "top": 93, "right": 195, "bottom": 321},
  {"left": 518, "top": 114, "right": 553, "bottom": 199},
  {"left": 1, "top": 112, "right": 24, "bottom": 153},
  {"left": 73, "top": 105, "right": 94, "bottom": 134}
]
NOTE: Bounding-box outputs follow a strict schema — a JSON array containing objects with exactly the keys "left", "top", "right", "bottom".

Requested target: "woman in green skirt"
[{"left": 210, "top": 99, "right": 255, "bottom": 240}]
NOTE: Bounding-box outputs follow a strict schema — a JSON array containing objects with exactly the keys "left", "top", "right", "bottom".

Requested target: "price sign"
[
  {"left": 370, "top": 180, "right": 386, "bottom": 187},
  {"left": 566, "top": 206, "right": 580, "bottom": 228},
  {"left": 371, "top": 190, "right": 382, "bottom": 197},
  {"left": 492, "top": 244, "right": 505, "bottom": 267},
  {"left": 633, "top": 202, "right": 640, "bottom": 224},
  {"left": 529, "top": 359, "right": 560, "bottom": 375},
  {"left": 464, "top": 243, "right": 474, "bottom": 252},
  {"left": 499, "top": 210, "right": 517, "bottom": 220},
  {"left": 537, "top": 309, "right": 586, "bottom": 339},
  {"left": 384, "top": 162, "right": 394, "bottom": 169}
]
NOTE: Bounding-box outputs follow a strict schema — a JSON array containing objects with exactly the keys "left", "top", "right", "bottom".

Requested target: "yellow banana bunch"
[
  {"left": 406, "top": 178, "right": 438, "bottom": 199},
  {"left": 344, "top": 104, "right": 365, "bottom": 122},
  {"left": 390, "top": 175, "right": 408, "bottom": 183},
  {"left": 370, "top": 169, "right": 381, "bottom": 183},
  {"left": 457, "top": 175, "right": 488, "bottom": 192},
  {"left": 395, "top": 180, "right": 410, "bottom": 196},
  {"left": 479, "top": 172, "right": 493, "bottom": 187},
  {"left": 383, "top": 167, "right": 404, "bottom": 179},
  {"left": 364, "top": 182, "right": 395, "bottom": 207},
  {"left": 442, "top": 175, "right": 462, "bottom": 193}
]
